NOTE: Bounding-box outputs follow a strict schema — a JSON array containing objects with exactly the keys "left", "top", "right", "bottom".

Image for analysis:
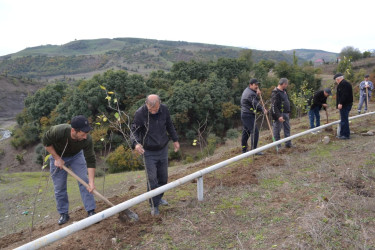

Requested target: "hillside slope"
[
  {"left": 1, "top": 106, "right": 375, "bottom": 249},
  {"left": 0, "top": 76, "right": 45, "bottom": 121},
  {"left": 0, "top": 38, "right": 337, "bottom": 79}
]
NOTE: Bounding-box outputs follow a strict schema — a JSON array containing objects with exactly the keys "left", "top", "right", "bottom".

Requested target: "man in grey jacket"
[
  {"left": 240, "top": 78, "right": 267, "bottom": 154},
  {"left": 357, "top": 74, "right": 373, "bottom": 113}
]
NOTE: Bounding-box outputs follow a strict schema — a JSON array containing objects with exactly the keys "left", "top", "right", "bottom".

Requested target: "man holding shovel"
[
  {"left": 308, "top": 88, "right": 332, "bottom": 131},
  {"left": 357, "top": 74, "right": 373, "bottom": 114},
  {"left": 240, "top": 78, "right": 267, "bottom": 155},
  {"left": 43, "top": 115, "right": 138, "bottom": 225},
  {"left": 131, "top": 94, "right": 180, "bottom": 216}
]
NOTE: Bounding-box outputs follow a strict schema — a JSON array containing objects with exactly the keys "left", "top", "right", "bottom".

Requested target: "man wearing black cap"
[
  {"left": 42, "top": 115, "right": 97, "bottom": 225},
  {"left": 357, "top": 74, "right": 374, "bottom": 113},
  {"left": 334, "top": 73, "right": 353, "bottom": 139},
  {"left": 42, "top": 115, "right": 139, "bottom": 225},
  {"left": 240, "top": 78, "right": 267, "bottom": 154},
  {"left": 308, "top": 88, "right": 332, "bottom": 129}
]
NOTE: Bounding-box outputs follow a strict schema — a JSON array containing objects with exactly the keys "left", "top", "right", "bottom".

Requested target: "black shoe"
[
  {"left": 337, "top": 136, "right": 350, "bottom": 140},
  {"left": 255, "top": 152, "right": 264, "bottom": 156},
  {"left": 58, "top": 213, "right": 70, "bottom": 225},
  {"left": 285, "top": 144, "right": 296, "bottom": 148},
  {"left": 87, "top": 210, "right": 96, "bottom": 217}
]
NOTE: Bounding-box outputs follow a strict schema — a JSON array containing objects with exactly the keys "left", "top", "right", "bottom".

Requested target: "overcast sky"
[{"left": 0, "top": 0, "right": 374, "bottom": 56}]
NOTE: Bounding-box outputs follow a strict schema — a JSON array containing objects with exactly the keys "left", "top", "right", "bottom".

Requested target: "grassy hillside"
[{"left": 0, "top": 38, "right": 337, "bottom": 79}]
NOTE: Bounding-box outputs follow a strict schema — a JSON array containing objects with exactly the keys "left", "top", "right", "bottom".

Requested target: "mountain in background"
[
  {"left": 283, "top": 49, "right": 338, "bottom": 63},
  {"left": 0, "top": 38, "right": 338, "bottom": 80}
]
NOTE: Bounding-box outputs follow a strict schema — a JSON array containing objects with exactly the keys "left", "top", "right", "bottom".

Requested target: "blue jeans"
[
  {"left": 339, "top": 104, "right": 352, "bottom": 138},
  {"left": 308, "top": 106, "right": 320, "bottom": 129},
  {"left": 358, "top": 95, "right": 370, "bottom": 112},
  {"left": 241, "top": 113, "right": 259, "bottom": 152},
  {"left": 144, "top": 145, "right": 169, "bottom": 207},
  {"left": 50, "top": 151, "right": 96, "bottom": 214}
]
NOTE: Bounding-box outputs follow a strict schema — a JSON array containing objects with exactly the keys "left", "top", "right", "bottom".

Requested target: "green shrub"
[
  {"left": 15, "top": 153, "right": 25, "bottom": 164},
  {"left": 183, "top": 155, "right": 194, "bottom": 164},
  {"left": 168, "top": 144, "right": 182, "bottom": 161},
  {"left": 205, "top": 133, "right": 220, "bottom": 156},
  {"left": 11, "top": 123, "right": 39, "bottom": 149},
  {"left": 106, "top": 145, "right": 143, "bottom": 173},
  {"left": 94, "top": 167, "right": 106, "bottom": 177},
  {"left": 185, "top": 130, "right": 196, "bottom": 141},
  {"left": 226, "top": 128, "right": 240, "bottom": 139},
  {"left": 34, "top": 143, "right": 48, "bottom": 165}
]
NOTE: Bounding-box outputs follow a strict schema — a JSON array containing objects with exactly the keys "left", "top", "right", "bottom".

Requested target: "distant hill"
[
  {"left": 0, "top": 38, "right": 337, "bottom": 80},
  {"left": 283, "top": 49, "right": 338, "bottom": 63}
]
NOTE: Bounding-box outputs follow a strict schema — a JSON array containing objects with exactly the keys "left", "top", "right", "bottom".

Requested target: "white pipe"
[{"left": 15, "top": 111, "right": 375, "bottom": 250}]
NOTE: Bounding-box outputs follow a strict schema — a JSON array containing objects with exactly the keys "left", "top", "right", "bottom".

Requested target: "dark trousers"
[
  {"left": 144, "top": 145, "right": 169, "bottom": 207},
  {"left": 308, "top": 106, "right": 320, "bottom": 129},
  {"left": 273, "top": 113, "right": 292, "bottom": 147},
  {"left": 241, "top": 113, "right": 259, "bottom": 153},
  {"left": 339, "top": 104, "right": 352, "bottom": 138}
]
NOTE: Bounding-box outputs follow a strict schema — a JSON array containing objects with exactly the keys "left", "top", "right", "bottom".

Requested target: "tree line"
[{"left": 13, "top": 50, "right": 324, "bottom": 171}]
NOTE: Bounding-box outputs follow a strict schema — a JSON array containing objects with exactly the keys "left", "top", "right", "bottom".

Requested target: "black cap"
[
  {"left": 333, "top": 73, "right": 343, "bottom": 80},
  {"left": 71, "top": 115, "right": 92, "bottom": 133},
  {"left": 324, "top": 88, "right": 332, "bottom": 96},
  {"left": 249, "top": 78, "right": 260, "bottom": 85},
  {"left": 365, "top": 74, "right": 370, "bottom": 78}
]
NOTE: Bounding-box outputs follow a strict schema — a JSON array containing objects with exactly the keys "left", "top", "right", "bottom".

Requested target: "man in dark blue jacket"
[
  {"left": 308, "top": 88, "right": 332, "bottom": 129},
  {"left": 131, "top": 94, "right": 180, "bottom": 216},
  {"left": 240, "top": 78, "right": 266, "bottom": 154},
  {"left": 334, "top": 73, "right": 353, "bottom": 139}
]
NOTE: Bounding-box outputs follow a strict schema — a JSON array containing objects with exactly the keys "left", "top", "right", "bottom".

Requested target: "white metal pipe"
[
  {"left": 15, "top": 112, "right": 375, "bottom": 250},
  {"left": 197, "top": 177, "right": 204, "bottom": 201}
]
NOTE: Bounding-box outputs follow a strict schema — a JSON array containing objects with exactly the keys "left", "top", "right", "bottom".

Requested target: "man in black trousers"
[
  {"left": 240, "top": 78, "right": 267, "bottom": 155},
  {"left": 334, "top": 73, "right": 353, "bottom": 139}
]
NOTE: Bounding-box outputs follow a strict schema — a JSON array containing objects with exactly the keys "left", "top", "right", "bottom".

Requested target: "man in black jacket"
[
  {"left": 334, "top": 73, "right": 353, "bottom": 139},
  {"left": 271, "top": 78, "right": 294, "bottom": 148},
  {"left": 308, "top": 88, "right": 332, "bottom": 129},
  {"left": 240, "top": 78, "right": 267, "bottom": 154},
  {"left": 131, "top": 94, "right": 180, "bottom": 216}
]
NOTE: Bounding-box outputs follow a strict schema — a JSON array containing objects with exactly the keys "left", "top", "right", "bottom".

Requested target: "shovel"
[
  {"left": 259, "top": 93, "right": 278, "bottom": 153},
  {"left": 324, "top": 108, "right": 333, "bottom": 132},
  {"left": 62, "top": 165, "right": 138, "bottom": 222},
  {"left": 366, "top": 86, "right": 370, "bottom": 112}
]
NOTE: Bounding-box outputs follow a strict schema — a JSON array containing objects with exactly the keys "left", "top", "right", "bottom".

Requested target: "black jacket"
[
  {"left": 336, "top": 79, "right": 353, "bottom": 108},
  {"left": 311, "top": 90, "right": 327, "bottom": 110},
  {"left": 271, "top": 87, "right": 291, "bottom": 121},
  {"left": 131, "top": 104, "right": 178, "bottom": 151}
]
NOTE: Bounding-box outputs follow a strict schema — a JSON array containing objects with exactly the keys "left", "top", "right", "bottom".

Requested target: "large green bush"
[{"left": 105, "top": 145, "right": 143, "bottom": 173}]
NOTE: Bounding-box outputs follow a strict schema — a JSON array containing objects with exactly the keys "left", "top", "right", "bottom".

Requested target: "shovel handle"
[
  {"left": 259, "top": 93, "right": 274, "bottom": 139},
  {"left": 62, "top": 165, "right": 115, "bottom": 207}
]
